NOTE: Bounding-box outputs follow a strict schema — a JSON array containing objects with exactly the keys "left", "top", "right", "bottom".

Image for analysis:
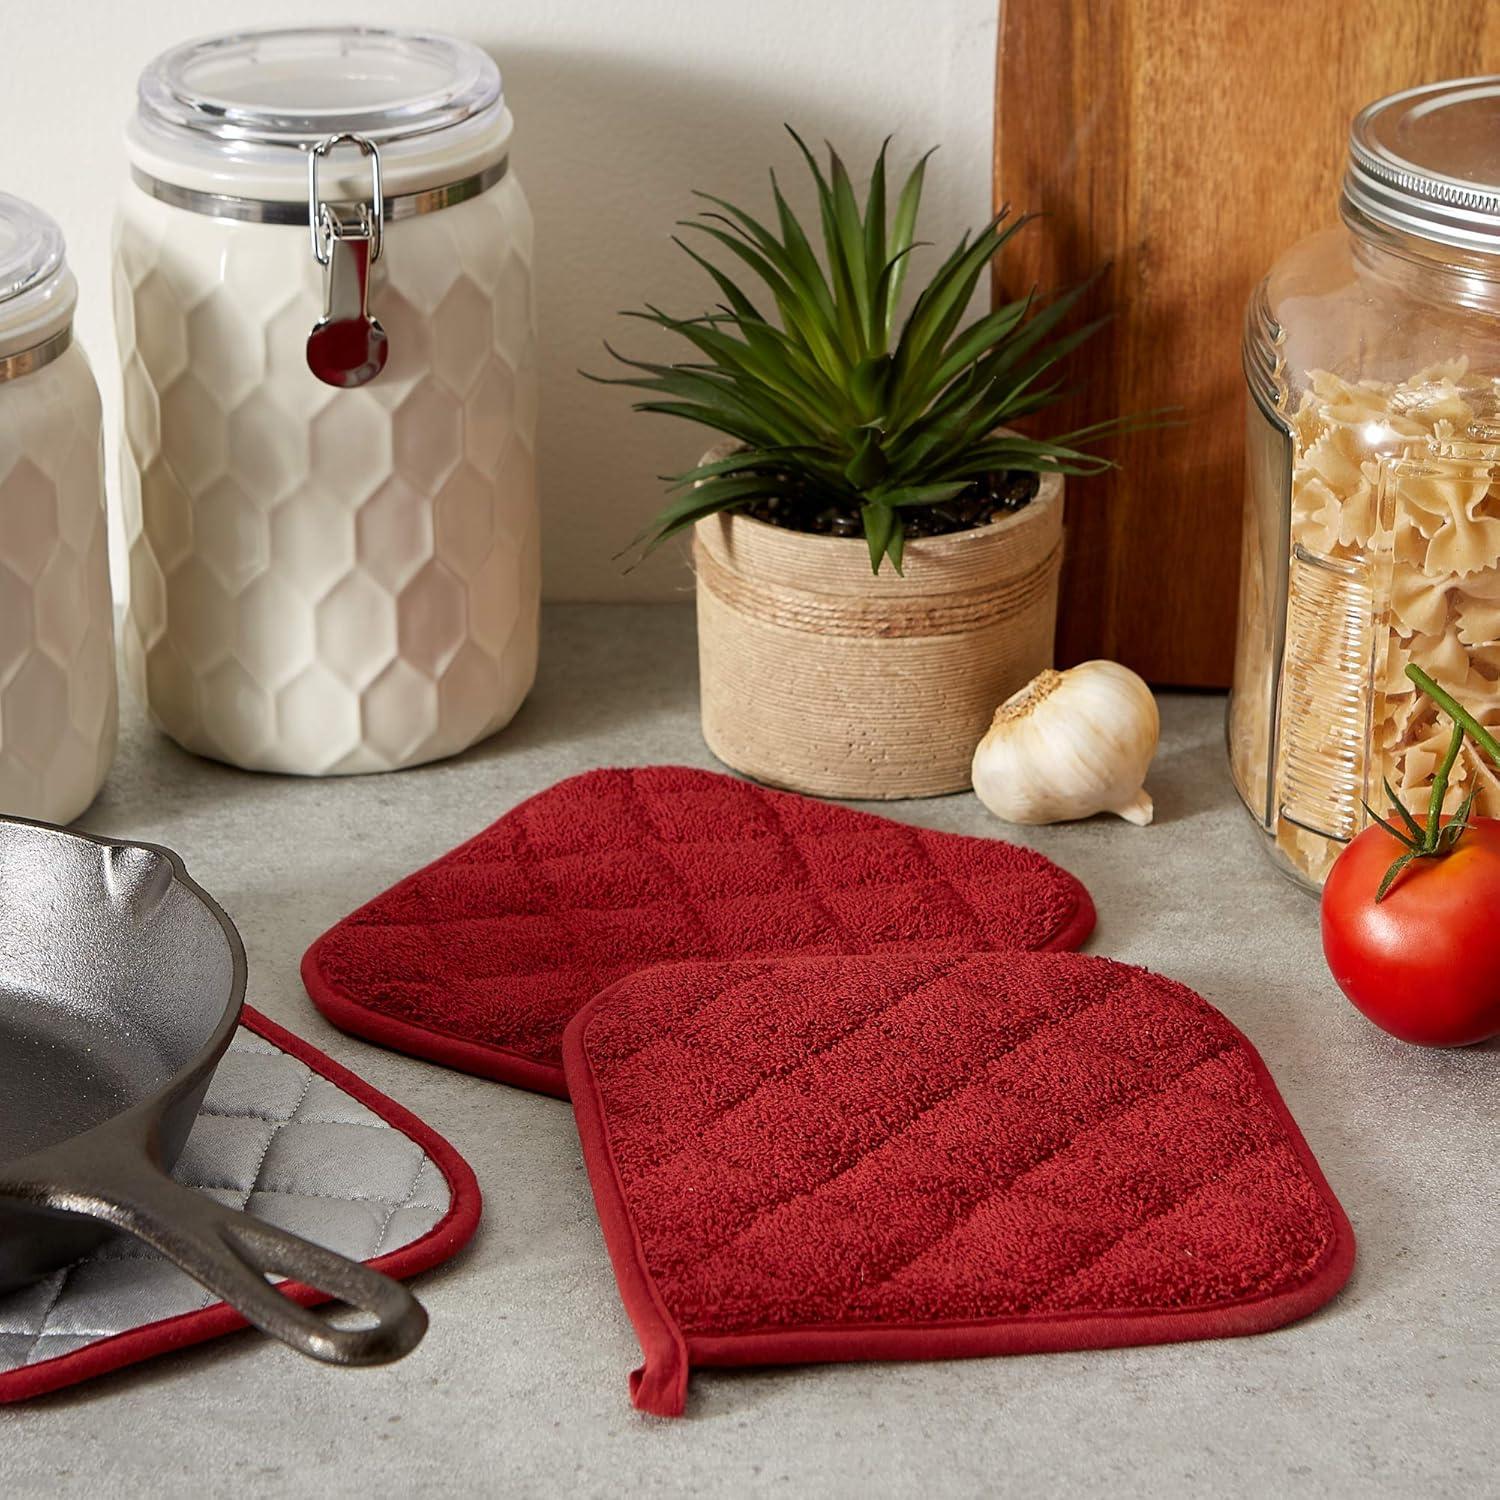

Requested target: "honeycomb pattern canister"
[
  {"left": 0, "top": 195, "right": 117, "bottom": 822},
  {"left": 115, "top": 27, "right": 540, "bottom": 775}
]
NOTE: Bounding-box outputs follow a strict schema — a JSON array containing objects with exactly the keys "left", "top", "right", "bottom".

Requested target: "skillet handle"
[
  {"left": 11, "top": 1154, "right": 428, "bottom": 1366},
  {"left": 139, "top": 1177, "right": 429, "bottom": 1366}
]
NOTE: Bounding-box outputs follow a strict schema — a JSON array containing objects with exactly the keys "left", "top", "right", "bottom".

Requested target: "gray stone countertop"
[{"left": 2, "top": 604, "right": 1494, "bottom": 1498}]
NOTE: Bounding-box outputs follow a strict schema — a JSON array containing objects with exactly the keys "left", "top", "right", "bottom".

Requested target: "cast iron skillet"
[{"left": 0, "top": 816, "right": 427, "bottom": 1365}]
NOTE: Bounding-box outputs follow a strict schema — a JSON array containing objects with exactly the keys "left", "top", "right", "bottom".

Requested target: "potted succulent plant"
[{"left": 597, "top": 132, "right": 1136, "bottom": 799}]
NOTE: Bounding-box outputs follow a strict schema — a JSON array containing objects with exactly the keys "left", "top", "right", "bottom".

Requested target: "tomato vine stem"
[
  {"left": 1362, "top": 667, "right": 1500, "bottom": 901},
  {"left": 1406, "top": 664, "right": 1500, "bottom": 768}
]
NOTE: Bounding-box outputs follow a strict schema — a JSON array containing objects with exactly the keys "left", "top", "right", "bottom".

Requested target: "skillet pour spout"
[{"left": 0, "top": 815, "right": 427, "bottom": 1366}]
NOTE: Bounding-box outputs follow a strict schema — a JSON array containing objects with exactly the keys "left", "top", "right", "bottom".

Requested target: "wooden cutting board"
[{"left": 995, "top": 2, "right": 1500, "bottom": 686}]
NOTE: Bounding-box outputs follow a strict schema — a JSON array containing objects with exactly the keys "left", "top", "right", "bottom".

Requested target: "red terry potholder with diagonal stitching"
[
  {"left": 563, "top": 952, "right": 1356, "bottom": 1417},
  {"left": 302, "top": 766, "right": 1095, "bottom": 1098}
]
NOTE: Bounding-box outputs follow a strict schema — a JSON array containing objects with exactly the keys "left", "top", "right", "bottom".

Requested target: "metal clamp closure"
[
  {"left": 309, "top": 133, "right": 384, "bottom": 265},
  {"left": 305, "top": 133, "right": 389, "bottom": 388}
]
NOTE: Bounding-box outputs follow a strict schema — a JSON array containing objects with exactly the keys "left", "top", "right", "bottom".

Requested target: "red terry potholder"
[
  {"left": 563, "top": 952, "right": 1355, "bottom": 1417},
  {"left": 303, "top": 766, "right": 1095, "bottom": 1099}
]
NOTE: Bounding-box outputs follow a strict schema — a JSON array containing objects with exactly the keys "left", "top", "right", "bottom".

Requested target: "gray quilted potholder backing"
[{"left": 0, "top": 1026, "right": 451, "bottom": 1373}]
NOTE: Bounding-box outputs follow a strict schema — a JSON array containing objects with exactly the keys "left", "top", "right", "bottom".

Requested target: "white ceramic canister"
[
  {"left": 115, "top": 27, "right": 540, "bottom": 775},
  {"left": 0, "top": 195, "right": 117, "bottom": 822}
]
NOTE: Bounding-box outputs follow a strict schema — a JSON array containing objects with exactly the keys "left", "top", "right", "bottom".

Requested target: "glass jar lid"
[
  {"left": 0, "top": 194, "right": 75, "bottom": 359},
  {"left": 1343, "top": 77, "right": 1500, "bottom": 255},
  {"left": 128, "top": 26, "right": 511, "bottom": 203},
  {"left": 0, "top": 194, "right": 62, "bottom": 306}
]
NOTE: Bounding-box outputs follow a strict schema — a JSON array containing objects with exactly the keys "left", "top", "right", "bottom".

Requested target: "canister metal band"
[
  {"left": 128, "top": 156, "right": 509, "bottom": 227},
  {"left": 0, "top": 324, "right": 71, "bottom": 383}
]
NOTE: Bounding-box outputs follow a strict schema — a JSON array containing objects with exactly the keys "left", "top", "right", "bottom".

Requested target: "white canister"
[
  {"left": 115, "top": 27, "right": 540, "bottom": 775},
  {"left": 0, "top": 195, "right": 116, "bottom": 823}
]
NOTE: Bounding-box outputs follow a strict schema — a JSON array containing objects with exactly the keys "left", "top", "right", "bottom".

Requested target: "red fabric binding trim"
[
  {"left": 302, "top": 949, "right": 575, "bottom": 1099},
  {"left": 303, "top": 890, "right": 1097, "bottom": 1104},
  {"left": 564, "top": 963, "right": 1355, "bottom": 1419},
  {"left": 0, "top": 1006, "right": 483, "bottom": 1404},
  {"left": 564, "top": 1009, "right": 689, "bottom": 1415}
]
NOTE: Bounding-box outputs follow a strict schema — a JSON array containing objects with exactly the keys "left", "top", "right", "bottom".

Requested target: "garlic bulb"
[{"left": 971, "top": 662, "right": 1160, "bottom": 827}]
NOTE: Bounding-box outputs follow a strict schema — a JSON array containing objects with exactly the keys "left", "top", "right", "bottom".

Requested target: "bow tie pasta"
[{"left": 1256, "top": 361, "right": 1500, "bottom": 884}]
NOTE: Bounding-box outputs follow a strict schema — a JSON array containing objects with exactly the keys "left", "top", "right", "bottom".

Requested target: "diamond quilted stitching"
[
  {"left": 257, "top": 1120, "right": 425, "bottom": 1203},
  {"left": 200, "top": 1047, "right": 313, "bottom": 1118},
  {"left": 565, "top": 952, "right": 1355, "bottom": 1417},
  {"left": 562, "top": 905, "right": 710, "bottom": 967},
  {"left": 513, "top": 781, "right": 646, "bottom": 859},
  {"left": 229, "top": 1032, "right": 280, "bottom": 1057},
  {"left": 617, "top": 957, "right": 1109, "bottom": 1258},
  {"left": 0, "top": 1273, "right": 64, "bottom": 1334},
  {"left": 445, "top": 912, "right": 576, "bottom": 978},
  {"left": 654, "top": 838, "right": 804, "bottom": 902},
  {"left": 304, "top": 767, "right": 1095, "bottom": 1097},
  {"left": 25, "top": 1334, "right": 108, "bottom": 1360},
  {"left": 880, "top": 1191, "right": 1124, "bottom": 1317},
  {"left": 42, "top": 1257, "right": 209, "bottom": 1333},
  {"left": 383, "top": 1203, "right": 448, "bottom": 1250},
  {"left": 460, "top": 970, "right": 621, "bottom": 1051},
  {"left": 634, "top": 786, "right": 778, "bottom": 845},
  {"left": 818, "top": 879, "right": 979, "bottom": 945},
  {"left": 244, "top": 1193, "right": 394, "bottom": 1261},
  {"left": 535, "top": 847, "right": 686, "bottom": 910},
  {"left": 793, "top": 826, "right": 935, "bottom": 889},
  {"left": 693, "top": 891, "right": 835, "bottom": 953},
  {"left": 175, "top": 1114, "right": 280, "bottom": 1195},
  {"left": 0, "top": 1335, "right": 35, "bottom": 1368},
  {"left": 296, "top": 1075, "right": 384, "bottom": 1127},
  {"left": 405, "top": 1158, "right": 452, "bottom": 1213}
]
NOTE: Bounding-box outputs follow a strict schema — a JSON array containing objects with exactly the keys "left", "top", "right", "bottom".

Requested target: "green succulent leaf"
[
  {"left": 849, "top": 355, "right": 891, "bottom": 422},
  {"left": 768, "top": 170, "right": 839, "bottom": 331},
  {"left": 861, "top": 500, "right": 898, "bottom": 574},
  {"left": 637, "top": 474, "right": 792, "bottom": 551},
  {"left": 885, "top": 147, "right": 934, "bottom": 323},
  {"left": 886, "top": 517, "right": 905, "bottom": 574},
  {"left": 591, "top": 129, "right": 1152, "bottom": 572},
  {"left": 863, "top": 138, "right": 889, "bottom": 338},
  {"left": 844, "top": 429, "right": 890, "bottom": 490},
  {"left": 879, "top": 482, "right": 974, "bottom": 508}
]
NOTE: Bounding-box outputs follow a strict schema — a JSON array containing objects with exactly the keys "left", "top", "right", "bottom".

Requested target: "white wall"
[{"left": 5, "top": 0, "right": 998, "bottom": 602}]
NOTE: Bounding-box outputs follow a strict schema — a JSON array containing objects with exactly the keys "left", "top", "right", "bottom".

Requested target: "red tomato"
[{"left": 1321, "top": 815, "right": 1500, "bottom": 1047}]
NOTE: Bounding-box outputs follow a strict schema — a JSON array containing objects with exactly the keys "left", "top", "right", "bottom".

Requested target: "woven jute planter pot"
[{"left": 692, "top": 468, "right": 1064, "bottom": 799}]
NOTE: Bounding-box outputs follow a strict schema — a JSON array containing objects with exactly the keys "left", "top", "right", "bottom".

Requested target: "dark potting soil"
[{"left": 739, "top": 470, "right": 1041, "bottom": 539}]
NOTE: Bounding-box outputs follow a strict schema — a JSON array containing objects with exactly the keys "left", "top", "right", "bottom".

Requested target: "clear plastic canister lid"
[
  {"left": 0, "top": 193, "right": 75, "bottom": 357},
  {"left": 128, "top": 26, "right": 511, "bottom": 202},
  {"left": 1343, "top": 76, "right": 1500, "bottom": 255}
]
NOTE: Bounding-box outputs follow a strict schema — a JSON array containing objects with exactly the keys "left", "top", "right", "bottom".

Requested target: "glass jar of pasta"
[{"left": 1231, "top": 77, "right": 1500, "bottom": 887}]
